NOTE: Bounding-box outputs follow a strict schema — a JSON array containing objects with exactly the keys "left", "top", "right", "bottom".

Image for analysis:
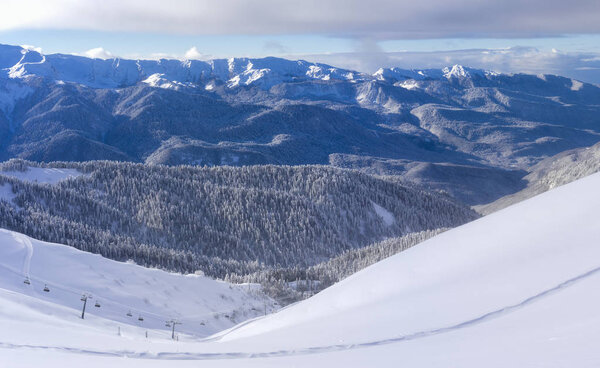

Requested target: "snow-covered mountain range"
[
  {"left": 1, "top": 44, "right": 498, "bottom": 90},
  {"left": 1, "top": 43, "right": 600, "bottom": 205}
]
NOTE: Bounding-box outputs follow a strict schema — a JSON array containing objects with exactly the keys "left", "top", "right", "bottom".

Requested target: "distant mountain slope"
[
  {"left": 2, "top": 44, "right": 600, "bottom": 204},
  {"left": 477, "top": 141, "right": 600, "bottom": 214},
  {"left": 0, "top": 160, "right": 477, "bottom": 279}
]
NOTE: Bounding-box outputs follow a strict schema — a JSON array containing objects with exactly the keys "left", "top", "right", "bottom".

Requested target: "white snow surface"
[
  {"left": 571, "top": 79, "right": 584, "bottom": 91},
  {"left": 373, "top": 64, "right": 498, "bottom": 82},
  {"left": 0, "top": 229, "right": 273, "bottom": 340},
  {"left": 371, "top": 201, "right": 395, "bottom": 226},
  {"left": 0, "top": 166, "right": 83, "bottom": 184},
  {"left": 142, "top": 73, "right": 196, "bottom": 90},
  {"left": 2, "top": 172, "right": 600, "bottom": 366}
]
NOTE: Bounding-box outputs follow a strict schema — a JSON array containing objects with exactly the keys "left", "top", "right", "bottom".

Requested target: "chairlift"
[
  {"left": 81, "top": 294, "right": 87, "bottom": 301},
  {"left": 127, "top": 311, "right": 133, "bottom": 317},
  {"left": 43, "top": 284, "right": 50, "bottom": 292},
  {"left": 165, "top": 321, "right": 172, "bottom": 327},
  {"left": 23, "top": 277, "right": 31, "bottom": 285},
  {"left": 94, "top": 301, "right": 101, "bottom": 308},
  {"left": 138, "top": 316, "right": 144, "bottom": 322}
]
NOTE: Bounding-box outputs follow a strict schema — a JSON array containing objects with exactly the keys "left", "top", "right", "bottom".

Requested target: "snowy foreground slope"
[{"left": 2, "top": 172, "right": 600, "bottom": 367}]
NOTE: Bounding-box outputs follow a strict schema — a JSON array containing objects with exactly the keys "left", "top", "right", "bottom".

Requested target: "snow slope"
[
  {"left": 0, "top": 229, "right": 275, "bottom": 340},
  {"left": 0, "top": 166, "right": 83, "bottom": 184},
  {"left": 2, "top": 171, "right": 600, "bottom": 366},
  {"left": 218, "top": 170, "right": 600, "bottom": 349},
  {"left": 0, "top": 166, "right": 83, "bottom": 203}
]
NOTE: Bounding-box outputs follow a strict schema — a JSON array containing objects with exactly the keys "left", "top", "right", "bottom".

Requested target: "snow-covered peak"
[
  {"left": 305, "top": 64, "right": 356, "bottom": 81},
  {"left": 442, "top": 64, "right": 495, "bottom": 79},
  {"left": 3, "top": 46, "right": 46, "bottom": 80},
  {"left": 375, "top": 65, "right": 499, "bottom": 82},
  {"left": 443, "top": 64, "right": 470, "bottom": 78},
  {"left": 373, "top": 67, "right": 428, "bottom": 81},
  {"left": 141, "top": 73, "right": 196, "bottom": 90}
]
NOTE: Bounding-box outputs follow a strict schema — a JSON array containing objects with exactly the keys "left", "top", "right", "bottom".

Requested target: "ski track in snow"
[
  {"left": 1, "top": 263, "right": 599, "bottom": 361},
  {"left": 12, "top": 231, "right": 33, "bottom": 279}
]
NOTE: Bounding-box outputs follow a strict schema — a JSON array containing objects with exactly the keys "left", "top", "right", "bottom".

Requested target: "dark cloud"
[{"left": 3, "top": 0, "right": 600, "bottom": 39}]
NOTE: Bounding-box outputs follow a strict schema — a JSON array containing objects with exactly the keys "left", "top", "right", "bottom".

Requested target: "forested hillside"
[
  {"left": 0, "top": 160, "right": 477, "bottom": 286},
  {"left": 227, "top": 229, "right": 447, "bottom": 303},
  {"left": 478, "top": 141, "right": 600, "bottom": 214}
]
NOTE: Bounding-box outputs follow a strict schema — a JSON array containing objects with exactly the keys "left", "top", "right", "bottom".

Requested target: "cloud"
[
  {"left": 263, "top": 41, "right": 288, "bottom": 54},
  {"left": 298, "top": 47, "right": 600, "bottom": 84},
  {"left": 183, "top": 46, "right": 207, "bottom": 60},
  {"left": 84, "top": 47, "right": 114, "bottom": 59},
  {"left": 20, "top": 44, "right": 43, "bottom": 53},
  {"left": 1, "top": 0, "right": 599, "bottom": 39}
]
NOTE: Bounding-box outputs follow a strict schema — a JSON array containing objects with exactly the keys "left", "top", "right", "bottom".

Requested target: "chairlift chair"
[
  {"left": 43, "top": 284, "right": 50, "bottom": 292},
  {"left": 94, "top": 301, "right": 101, "bottom": 308},
  {"left": 81, "top": 295, "right": 87, "bottom": 301},
  {"left": 138, "top": 316, "right": 144, "bottom": 322},
  {"left": 127, "top": 311, "right": 133, "bottom": 317},
  {"left": 23, "top": 277, "right": 30, "bottom": 285},
  {"left": 165, "top": 321, "right": 172, "bottom": 327}
]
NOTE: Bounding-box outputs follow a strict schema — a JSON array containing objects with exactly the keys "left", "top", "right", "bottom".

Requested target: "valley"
[{"left": 2, "top": 169, "right": 600, "bottom": 367}]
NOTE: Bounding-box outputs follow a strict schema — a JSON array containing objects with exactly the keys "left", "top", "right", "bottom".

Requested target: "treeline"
[
  {"left": 0, "top": 159, "right": 477, "bottom": 301},
  {"left": 225, "top": 229, "right": 446, "bottom": 303}
]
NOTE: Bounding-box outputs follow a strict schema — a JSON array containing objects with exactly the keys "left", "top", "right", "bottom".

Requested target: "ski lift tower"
[
  {"left": 80, "top": 294, "right": 93, "bottom": 319},
  {"left": 165, "top": 320, "right": 182, "bottom": 340}
]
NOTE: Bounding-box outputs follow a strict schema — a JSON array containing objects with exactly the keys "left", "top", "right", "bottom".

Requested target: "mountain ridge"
[
  {"left": 1, "top": 43, "right": 600, "bottom": 205},
  {"left": 1, "top": 44, "right": 505, "bottom": 91}
]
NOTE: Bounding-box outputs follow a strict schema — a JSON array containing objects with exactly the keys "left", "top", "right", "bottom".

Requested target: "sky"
[{"left": 1, "top": 0, "right": 600, "bottom": 83}]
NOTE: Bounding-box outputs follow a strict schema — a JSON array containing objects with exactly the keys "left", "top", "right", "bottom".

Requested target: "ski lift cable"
[
  {"left": 0, "top": 262, "right": 248, "bottom": 324},
  {"left": 0, "top": 263, "right": 173, "bottom": 319},
  {"left": 0, "top": 263, "right": 172, "bottom": 319}
]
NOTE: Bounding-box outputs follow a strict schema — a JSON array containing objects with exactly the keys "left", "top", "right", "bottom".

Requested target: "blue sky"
[{"left": 1, "top": 0, "right": 600, "bottom": 83}]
